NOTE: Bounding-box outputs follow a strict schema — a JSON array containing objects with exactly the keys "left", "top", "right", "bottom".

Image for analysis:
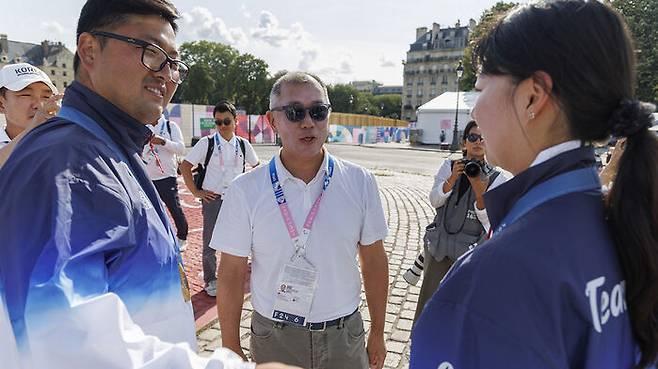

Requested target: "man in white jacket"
[{"left": 144, "top": 114, "right": 189, "bottom": 250}]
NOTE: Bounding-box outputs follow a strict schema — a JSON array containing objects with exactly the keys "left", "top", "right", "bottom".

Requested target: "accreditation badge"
[{"left": 271, "top": 259, "right": 318, "bottom": 326}]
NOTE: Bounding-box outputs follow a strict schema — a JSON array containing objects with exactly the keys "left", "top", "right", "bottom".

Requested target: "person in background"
[
  {"left": 0, "top": 62, "right": 62, "bottom": 168},
  {"left": 144, "top": 113, "right": 189, "bottom": 251},
  {"left": 411, "top": 1, "right": 658, "bottom": 368},
  {"left": 405, "top": 121, "right": 509, "bottom": 326},
  {"left": 179, "top": 100, "right": 259, "bottom": 297}
]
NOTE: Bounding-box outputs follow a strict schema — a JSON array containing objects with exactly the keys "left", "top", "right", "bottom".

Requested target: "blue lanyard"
[
  {"left": 269, "top": 155, "right": 335, "bottom": 205},
  {"left": 494, "top": 167, "right": 601, "bottom": 236}
]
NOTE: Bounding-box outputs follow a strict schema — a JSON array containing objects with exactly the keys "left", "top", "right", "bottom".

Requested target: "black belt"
[{"left": 277, "top": 309, "right": 358, "bottom": 331}]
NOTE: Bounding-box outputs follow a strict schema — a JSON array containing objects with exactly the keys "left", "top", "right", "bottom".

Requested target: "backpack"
[{"left": 192, "top": 135, "right": 247, "bottom": 190}]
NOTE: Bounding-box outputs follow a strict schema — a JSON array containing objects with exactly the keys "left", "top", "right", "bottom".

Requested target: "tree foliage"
[
  {"left": 173, "top": 40, "right": 271, "bottom": 114},
  {"left": 613, "top": 0, "right": 658, "bottom": 103},
  {"left": 460, "top": 2, "right": 517, "bottom": 91},
  {"left": 327, "top": 84, "right": 402, "bottom": 118}
]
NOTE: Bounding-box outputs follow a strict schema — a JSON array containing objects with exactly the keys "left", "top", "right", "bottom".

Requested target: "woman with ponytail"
[{"left": 410, "top": 1, "right": 658, "bottom": 368}]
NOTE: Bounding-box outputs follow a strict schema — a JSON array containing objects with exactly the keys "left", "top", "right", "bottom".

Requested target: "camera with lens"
[{"left": 461, "top": 159, "right": 487, "bottom": 178}]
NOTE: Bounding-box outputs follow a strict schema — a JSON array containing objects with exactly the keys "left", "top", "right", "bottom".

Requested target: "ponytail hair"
[
  {"left": 474, "top": 1, "right": 658, "bottom": 366},
  {"left": 608, "top": 102, "right": 658, "bottom": 369}
]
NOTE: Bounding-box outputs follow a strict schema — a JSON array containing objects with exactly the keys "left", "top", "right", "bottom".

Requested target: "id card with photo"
[{"left": 271, "top": 261, "right": 318, "bottom": 326}]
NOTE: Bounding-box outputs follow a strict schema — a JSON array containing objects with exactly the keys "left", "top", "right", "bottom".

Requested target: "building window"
[
  {"left": 51, "top": 70, "right": 56, "bottom": 76},
  {"left": 62, "top": 63, "right": 66, "bottom": 68},
  {"left": 53, "top": 82, "right": 57, "bottom": 87},
  {"left": 442, "top": 75, "right": 448, "bottom": 85},
  {"left": 63, "top": 81, "right": 68, "bottom": 88},
  {"left": 63, "top": 71, "right": 67, "bottom": 77}
]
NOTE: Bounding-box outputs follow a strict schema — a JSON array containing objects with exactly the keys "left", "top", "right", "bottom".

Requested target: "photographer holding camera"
[{"left": 411, "top": 120, "right": 510, "bottom": 323}]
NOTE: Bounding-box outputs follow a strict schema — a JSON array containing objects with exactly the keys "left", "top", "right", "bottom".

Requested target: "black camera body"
[{"left": 462, "top": 159, "right": 487, "bottom": 178}]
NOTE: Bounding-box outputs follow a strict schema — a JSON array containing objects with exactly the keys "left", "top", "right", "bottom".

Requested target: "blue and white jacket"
[
  {"left": 0, "top": 82, "right": 252, "bottom": 369},
  {"left": 411, "top": 146, "right": 645, "bottom": 369}
]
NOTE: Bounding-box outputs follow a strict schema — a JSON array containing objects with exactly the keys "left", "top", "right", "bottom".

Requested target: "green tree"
[
  {"left": 174, "top": 40, "right": 272, "bottom": 113},
  {"left": 370, "top": 94, "right": 403, "bottom": 119},
  {"left": 613, "top": 0, "right": 658, "bottom": 104},
  {"left": 327, "top": 84, "right": 360, "bottom": 113},
  {"left": 460, "top": 2, "right": 517, "bottom": 91},
  {"left": 173, "top": 63, "right": 215, "bottom": 104}
]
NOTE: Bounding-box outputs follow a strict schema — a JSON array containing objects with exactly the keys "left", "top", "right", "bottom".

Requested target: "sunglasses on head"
[
  {"left": 271, "top": 103, "right": 331, "bottom": 123},
  {"left": 215, "top": 118, "right": 234, "bottom": 126},
  {"left": 466, "top": 133, "right": 484, "bottom": 143}
]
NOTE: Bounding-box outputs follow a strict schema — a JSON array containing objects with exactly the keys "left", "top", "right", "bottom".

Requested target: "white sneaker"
[
  {"left": 205, "top": 280, "right": 217, "bottom": 297},
  {"left": 178, "top": 238, "right": 187, "bottom": 252}
]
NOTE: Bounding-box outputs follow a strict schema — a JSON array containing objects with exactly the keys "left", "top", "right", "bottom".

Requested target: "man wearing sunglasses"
[
  {"left": 213, "top": 72, "right": 390, "bottom": 369},
  {"left": 180, "top": 101, "right": 259, "bottom": 297},
  {"left": 0, "top": 1, "right": 293, "bottom": 369}
]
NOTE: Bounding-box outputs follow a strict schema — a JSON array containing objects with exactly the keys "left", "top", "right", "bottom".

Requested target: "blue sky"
[{"left": 1, "top": 0, "right": 509, "bottom": 85}]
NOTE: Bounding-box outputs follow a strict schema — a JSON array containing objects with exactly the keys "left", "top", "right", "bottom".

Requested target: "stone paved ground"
[{"left": 189, "top": 168, "right": 436, "bottom": 368}]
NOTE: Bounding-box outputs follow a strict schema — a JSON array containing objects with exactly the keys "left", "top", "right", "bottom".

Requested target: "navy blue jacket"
[
  {"left": 0, "top": 82, "right": 198, "bottom": 368},
  {"left": 411, "top": 147, "right": 641, "bottom": 369}
]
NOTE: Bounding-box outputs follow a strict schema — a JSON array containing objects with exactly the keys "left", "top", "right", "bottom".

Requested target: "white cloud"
[
  {"left": 241, "top": 4, "right": 252, "bottom": 19},
  {"left": 380, "top": 56, "right": 396, "bottom": 68},
  {"left": 41, "top": 21, "right": 68, "bottom": 43},
  {"left": 180, "top": 7, "right": 247, "bottom": 46},
  {"left": 298, "top": 48, "right": 318, "bottom": 70},
  {"left": 250, "top": 11, "right": 293, "bottom": 47}
]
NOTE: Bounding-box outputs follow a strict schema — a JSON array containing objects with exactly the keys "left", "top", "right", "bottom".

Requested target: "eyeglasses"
[
  {"left": 215, "top": 118, "right": 234, "bottom": 126},
  {"left": 89, "top": 31, "right": 189, "bottom": 85},
  {"left": 466, "top": 133, "right": 484, "bottom": 143},
  {"left": 271, "top": 103, "right": 331, "bottom": 123}
]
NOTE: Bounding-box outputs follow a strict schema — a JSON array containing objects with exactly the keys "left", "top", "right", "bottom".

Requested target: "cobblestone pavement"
[{"left": 193, "top": 168, "right": 437, "bottom": 369}]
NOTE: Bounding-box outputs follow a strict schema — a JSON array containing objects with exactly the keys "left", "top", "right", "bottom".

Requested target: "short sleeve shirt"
[{"left": 210, "top": 151, "right": 388, "bottom": 322}]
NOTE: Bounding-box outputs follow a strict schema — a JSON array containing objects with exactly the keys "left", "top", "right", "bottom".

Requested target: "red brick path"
[{"left": 167, "top": 179, "right": 218, "bottom": 331}]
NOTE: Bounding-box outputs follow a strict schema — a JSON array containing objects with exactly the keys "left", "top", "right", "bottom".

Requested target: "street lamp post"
[{"left": 450, "top": 61, "right": 464, "bottom": 151}]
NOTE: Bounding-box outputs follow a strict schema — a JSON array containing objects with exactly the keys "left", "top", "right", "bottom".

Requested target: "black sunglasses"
[
  {"left": 89, "top": 31, "right": 189, "bottom": 84},
  {"left": 215, "top": 118, "right": 234, "bottom": 126},
  {"left": 271, "top": 103, "right": 331, "bottom": 123},
  {"left": 466, "top": 133, "right": 484, "bottom": 143}
]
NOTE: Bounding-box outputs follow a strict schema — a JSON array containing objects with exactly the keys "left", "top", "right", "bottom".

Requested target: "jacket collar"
[
  {"left": 484, "top": 146, "right": 597, "bottom": 231},
  {"left": 61, "top": 81, "right": 153, "bottom": 156}
]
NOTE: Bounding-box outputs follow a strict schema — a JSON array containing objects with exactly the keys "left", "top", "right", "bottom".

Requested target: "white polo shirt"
[
  {"left": 142, "top": 118, "right": 186, "bottom": 180},
  {"left": 0, "top": 128, "right": 10, "bottom": 149},
  {"left": 184, "top": 134, "right": 259, "bottom": 196},
  {"left": 210, "top": 151, "right": 389, "bottom": 323}
]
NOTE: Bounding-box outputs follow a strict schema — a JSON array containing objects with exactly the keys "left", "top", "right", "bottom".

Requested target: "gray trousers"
[
  {"left": 250, "top": 311, "right": 369, "bottom": 369},
  {"left": 202, "top": 197, "right": 223, "bottom": 285},
  {"left": 413, "top": 245, "right": 454, "bottom": 324}
]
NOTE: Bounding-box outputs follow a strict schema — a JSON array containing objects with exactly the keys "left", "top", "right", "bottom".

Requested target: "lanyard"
[
  {"left": 148, "top": 141, "right": 165, "bottom": 174},
  {"left": 269, "top": 155, "right": 335, "bottom": 258},
  {"left": 214, "top": 133, "right": 240, "bottom": 168},
  {"left": 493, "top": 167, "right": 600, "bottom": 237}
]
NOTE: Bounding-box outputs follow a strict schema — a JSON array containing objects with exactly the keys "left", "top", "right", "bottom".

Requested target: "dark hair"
[
  {"left": 213, "top": 101, "right": 237, "bottom": 118},
  {"left": 475, "top": 1, "right": 658, "bottom": 366},
  {"left": 73, "top": 0, "right": 180, "bottom": 73},
  {"left": 0, "top": 87, "right": 6, "bottom": 97},
  {"left": 462, "top": 120, "right": 479, "bottom": 141}
]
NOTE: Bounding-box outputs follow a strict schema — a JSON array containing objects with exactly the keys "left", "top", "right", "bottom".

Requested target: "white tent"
[{"left": 416, "top": 91, "right": 479, "bottom": 145}]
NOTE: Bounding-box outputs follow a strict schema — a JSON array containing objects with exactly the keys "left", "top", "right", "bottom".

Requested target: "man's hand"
[
  {"left": 366, "top": 331, "right": 387, "bottom": 369},
  {"left": 150, "top": 135, "right": 166, "bottom": 146},
  {"left": 31, "top": 93, "right": 64, "bottom": 127},
  {"left": 193, "top": 189, "right": 219, "bottom": 203},
  {"left": 256, "top": 364, "right": 303, "bottom": 369}
]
